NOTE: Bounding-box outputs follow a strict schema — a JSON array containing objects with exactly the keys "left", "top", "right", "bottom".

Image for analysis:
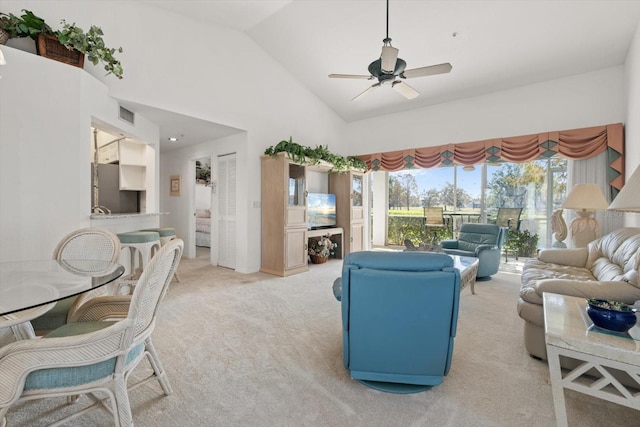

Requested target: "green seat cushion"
[
  {"left": 29, "top": 295, "right": 77, "bottom": 332},
  {"left": 24, "top": 321, "right": 143, "bottom": 391},
  {"left": 141, "top": 228, "right": 176, "bottom": 238},
  {"left": 117, "top": 231, "right": 160, "bottom": 244}
]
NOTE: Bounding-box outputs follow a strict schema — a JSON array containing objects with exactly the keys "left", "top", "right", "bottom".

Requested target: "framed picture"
[{"left": 170, "top": 175, "right": 181, "bottom": 196}]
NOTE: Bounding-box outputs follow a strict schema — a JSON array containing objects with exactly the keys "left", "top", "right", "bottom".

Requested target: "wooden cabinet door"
[
  {"left": 350, "top": 222, "right": 365, "bottom": 253},
  {"left": 285, "top": 228, "right": 307, "bottom": 271}
]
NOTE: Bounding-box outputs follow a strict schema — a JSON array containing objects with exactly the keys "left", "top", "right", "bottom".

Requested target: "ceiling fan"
[{"left": 329, "top": 0, "right": 452, "bottom": 101}]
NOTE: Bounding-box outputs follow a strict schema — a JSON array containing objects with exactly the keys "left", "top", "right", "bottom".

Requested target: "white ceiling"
[
  {"left": 118, "top": 101, "right": 242, "bottom": 152},
  {"left": 133, "top": 0, "right": 640, "bottom": 150}
]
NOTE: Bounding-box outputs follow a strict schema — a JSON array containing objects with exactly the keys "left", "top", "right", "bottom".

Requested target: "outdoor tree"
[
  {"left": 388, "top": 175, "right": 403, "bottom": 210},
  {"left": 487, "top": 160, "right": 563, "bottom": 211},
  {"left": 421, "top": 188, "right": 441, "bottom": 207},
  {"left": 486, "top": 163, "right": 528, "bottom": 208},
  {"left": 398, "top": 173, "right": 418, "bottom": 210},
  {"left": 441, "top": 182, "right": 472, "bottom": 209}
]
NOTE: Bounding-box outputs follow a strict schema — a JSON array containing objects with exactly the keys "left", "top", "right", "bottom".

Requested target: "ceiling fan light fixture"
[
  {"left": 381, "top": 45, "right": 399, "bottom": 74},
  {"left": 463, "top": 165, "right": 475, "bottom": 172}
]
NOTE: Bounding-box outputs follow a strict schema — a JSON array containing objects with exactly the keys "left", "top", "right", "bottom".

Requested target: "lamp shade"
[
  {"left": 561, "top": 184, "right": 609, "bottom": 211},
  {"left": 381, "top": 45, "right": 399, "bottom": 74},
  {"left": 608, "top": 164, "right": 640, "bottom": 212}
]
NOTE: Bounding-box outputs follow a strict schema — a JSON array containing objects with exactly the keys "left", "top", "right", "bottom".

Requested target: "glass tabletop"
[{"left": 0, "top": 259, "right": 124, "bottom": 316}]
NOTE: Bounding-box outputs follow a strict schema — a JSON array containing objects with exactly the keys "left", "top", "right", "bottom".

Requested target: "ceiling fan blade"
[
  {"left": 352, "top": 83, "right": 381, "bottom": 102},
  {"left": 402, "top": 63, "right": 453, "bottom": 79},
  {"left": 392, "top": 80, "right": 419, "bottom": 100},
  {"left": 329, "top": 73, "right": 372, "bottom": 79},
  {"left": 380, "top": 45, "right": 399, "bottom": 74}
]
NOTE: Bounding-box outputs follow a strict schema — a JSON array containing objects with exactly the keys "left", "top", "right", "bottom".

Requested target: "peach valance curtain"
[{"left": 358, "top": 123, "right": 625, "bottom": 195}]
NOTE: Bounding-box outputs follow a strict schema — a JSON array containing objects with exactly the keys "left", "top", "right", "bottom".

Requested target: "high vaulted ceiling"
[{"left": 139, "top": 0, "right": 640, "bottom": 149}]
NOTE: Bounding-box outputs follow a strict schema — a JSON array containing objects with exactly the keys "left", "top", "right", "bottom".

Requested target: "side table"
[{"left": 543, "top": 293, "right": 640, "bottom": 427}]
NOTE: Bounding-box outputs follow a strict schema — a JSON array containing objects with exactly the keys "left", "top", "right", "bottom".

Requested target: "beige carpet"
[{"left": 6, "top": 256, "right": 639, "bottom": 426}]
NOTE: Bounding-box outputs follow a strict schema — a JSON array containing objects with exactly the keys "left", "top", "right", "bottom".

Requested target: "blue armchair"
[
  {"left": 440, "top": 223, "right": 503, "bottom": 280},
  {"left": 337, "top": 251, "right": 460, "bottom": 393}
]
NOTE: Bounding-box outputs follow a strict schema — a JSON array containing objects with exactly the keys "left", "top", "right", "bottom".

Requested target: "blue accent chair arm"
[
  {"left": 474, "top": 244, "right": 498, "bottom": 256},
  {"left": 475, "top": 246, "right": 501, "bottom": 279},
  {"left": 440, "top": 239, "right": 458, "bottom": 249}
]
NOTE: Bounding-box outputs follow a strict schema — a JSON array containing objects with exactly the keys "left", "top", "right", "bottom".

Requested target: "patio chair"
[
  {"left": 490, "top": 207, "right": 523, "bottom": 231},
  {"left": 30, "top": 227, "right": 122, "bottom": 335},
  {"left": 0, "top": 239, "right": 183, "bottom": 427},
  {"left": 489, "top": 208, "right": 523, "bottom": 261},
  {"left": 423, "top": 206, "right": 449, "bottom": 241}
]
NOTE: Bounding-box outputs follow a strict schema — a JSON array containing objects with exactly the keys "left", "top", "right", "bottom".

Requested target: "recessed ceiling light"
[{"left": 168, "top": 137, "right": 179, "bottom": 142}]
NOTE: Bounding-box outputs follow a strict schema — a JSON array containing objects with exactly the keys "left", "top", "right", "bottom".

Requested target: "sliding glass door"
[{"left": 388, "top": 158, "right": 567, "bottom": 247}]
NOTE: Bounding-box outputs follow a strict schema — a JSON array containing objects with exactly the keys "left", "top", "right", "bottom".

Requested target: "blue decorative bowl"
[{"left": 586, "top": 299, "right": 638, "bottom": 333}]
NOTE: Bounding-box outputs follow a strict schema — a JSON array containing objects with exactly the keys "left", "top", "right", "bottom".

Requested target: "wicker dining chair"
[
  {"left": 30, "top": 227, "right": 121, "bottom": 335},
  {"left": 0, "top": 306, "right": 53, "bottom": 347},
  {"left": 0, "top": 239, "right": 183, "bottom": 427}
]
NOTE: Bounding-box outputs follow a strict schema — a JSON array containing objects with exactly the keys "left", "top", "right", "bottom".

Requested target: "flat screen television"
[{"left": 307, "top": 193, "right": 337, "bottom": 230}]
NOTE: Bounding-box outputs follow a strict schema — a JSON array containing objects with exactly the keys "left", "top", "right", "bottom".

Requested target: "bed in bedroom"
[{"left": 196, "top": 209, "right": 211, "bottom": 247}]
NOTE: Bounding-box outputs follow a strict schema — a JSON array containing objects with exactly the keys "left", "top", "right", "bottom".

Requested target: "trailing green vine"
[{"left": 264, "top": 137, "right": 367, "bottom": 172}]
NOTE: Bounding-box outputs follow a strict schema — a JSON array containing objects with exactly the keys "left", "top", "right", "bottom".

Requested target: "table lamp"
[
  {"left": 608, "top": 164, "right": 640, "bottom": 212},
  {"left": 561, "top": 184, "right": 609, "bottom": 247}
]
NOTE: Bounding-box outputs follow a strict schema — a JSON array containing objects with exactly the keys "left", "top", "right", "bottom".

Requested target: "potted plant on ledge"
[
  {"left": 55, "top": 19, "right": 123, "bottom": 79},
  {"left": 0, "top": 9, "right": 123, "bottom": 79}
]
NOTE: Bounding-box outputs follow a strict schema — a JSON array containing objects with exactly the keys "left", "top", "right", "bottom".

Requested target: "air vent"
[{"left": 119, "top": 105, "right": 135, "bottom": 125}]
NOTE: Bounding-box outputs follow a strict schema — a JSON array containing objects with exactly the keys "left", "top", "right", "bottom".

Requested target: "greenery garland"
[{"left": 264, "top": 137, "right": 367, "bottom": 172}]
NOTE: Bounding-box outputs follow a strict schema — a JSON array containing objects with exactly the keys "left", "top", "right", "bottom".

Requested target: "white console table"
[
  {"left": 308, "top": 227, "right": 344, "bottom": 259},
  {"left": 543, "top": 293, "right": 640, "bottom": 427}
]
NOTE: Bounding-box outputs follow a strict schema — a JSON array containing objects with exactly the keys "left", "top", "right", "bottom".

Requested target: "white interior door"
[{"left": 217, "top": 153, "right": 236, "bottom": 269}]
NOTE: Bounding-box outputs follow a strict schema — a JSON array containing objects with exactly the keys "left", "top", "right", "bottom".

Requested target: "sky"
[{"left": 391, "top": 166, "right": 494, "bottom": 200}]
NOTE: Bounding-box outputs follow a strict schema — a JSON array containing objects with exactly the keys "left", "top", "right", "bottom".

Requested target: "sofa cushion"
[
  {"left": 520, "top": 259, "right": 596, "bottom": 305},
  {"left": 587, "top": 227, "right": 640, "bottom": 286}
]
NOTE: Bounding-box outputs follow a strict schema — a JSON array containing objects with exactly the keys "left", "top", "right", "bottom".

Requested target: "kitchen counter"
[
  {"left": 89, "top": 212, "right": 169, "bottom": 220},
  {"left": 90, "top": 212, "right": 170, "bottom": 235}
]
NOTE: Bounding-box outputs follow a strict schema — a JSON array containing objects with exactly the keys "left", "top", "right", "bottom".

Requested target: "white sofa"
[{"left": 517, "top": 227, "right": 640, "bottom": 359}]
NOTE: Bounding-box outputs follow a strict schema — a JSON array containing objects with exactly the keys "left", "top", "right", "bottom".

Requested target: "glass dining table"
[{"left": 0, "top": 260, "right": 124, "bottom": 335}]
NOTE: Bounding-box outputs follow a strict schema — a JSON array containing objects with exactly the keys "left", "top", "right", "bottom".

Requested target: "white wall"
[
  {"left": 0, "top": 47, "right": 159, "bottom": 261},
  {"left": 307, "top": 171, "right": 329, "bottom": 193},
  {"left": 0, "top": 1, "right": 346, "bottom": 272},
  {"left": 344, "top": 66, "right": 625, "bottom": 155},
  {"left": 624, "top": 19, "right": 640, "bottom": 227}
]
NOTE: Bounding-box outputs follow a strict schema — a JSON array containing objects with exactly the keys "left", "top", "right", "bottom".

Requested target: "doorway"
[
  {"left": 194, "top": 157, "right": 212, "bottom": 259},
  {"left": 217, "top": 153, "right": 236, "bottom": 269}
]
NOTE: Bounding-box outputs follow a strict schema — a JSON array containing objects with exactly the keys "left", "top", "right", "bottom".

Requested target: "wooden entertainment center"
[{"left": 260, "top": 152, "right": 365, "bottom": 277}]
